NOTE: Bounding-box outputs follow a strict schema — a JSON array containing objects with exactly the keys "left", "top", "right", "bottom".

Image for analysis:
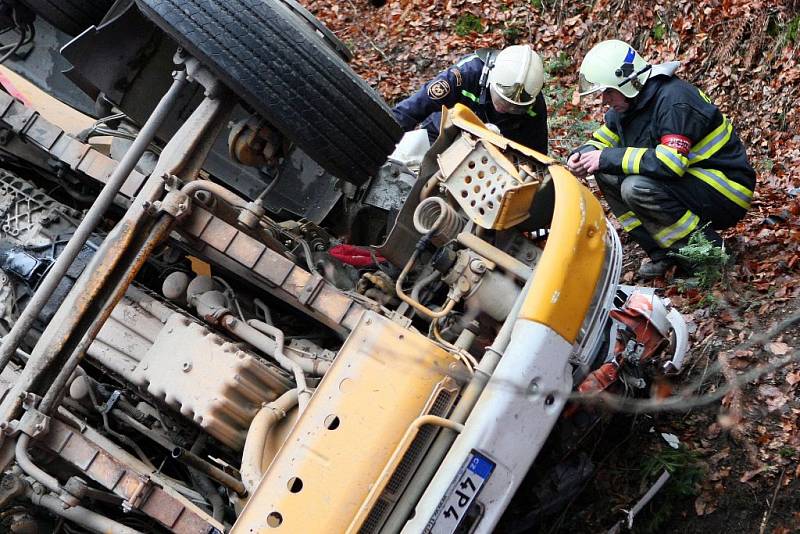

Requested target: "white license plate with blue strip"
[{"left": 425, "top": 451, "right": 495, "bottom": 534}]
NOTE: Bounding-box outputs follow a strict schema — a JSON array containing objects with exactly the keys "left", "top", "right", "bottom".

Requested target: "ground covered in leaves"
[{"left": 304, "top": 0, "right": 800, "bottom": 531}]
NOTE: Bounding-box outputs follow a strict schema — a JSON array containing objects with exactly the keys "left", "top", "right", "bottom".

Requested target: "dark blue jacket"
[{"left": 392, "top": 53, "right": 548, "bottom": 154}]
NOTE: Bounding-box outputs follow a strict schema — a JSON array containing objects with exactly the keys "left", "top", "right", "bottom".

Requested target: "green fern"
[
  {"left": 639, "top": 446, "right": 704, "bottom": 532},
  {"left": 669, "top": 227, "right": 729, "bottom": 288}
]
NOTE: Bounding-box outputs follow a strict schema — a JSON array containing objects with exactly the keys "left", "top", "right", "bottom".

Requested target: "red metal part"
[
  {"left": 609, "top": 309, "right": 667, "bottom": 360},
  {"left": 329, "top": 244, "right": 385, "bottom": 267},
  {"left": 577, "top": 362, "right": 619, "bottom": 395}
]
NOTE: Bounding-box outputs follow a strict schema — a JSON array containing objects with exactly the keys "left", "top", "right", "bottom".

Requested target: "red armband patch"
[{"left": 660, "top": 134, "right": 692, "bottom": 156}]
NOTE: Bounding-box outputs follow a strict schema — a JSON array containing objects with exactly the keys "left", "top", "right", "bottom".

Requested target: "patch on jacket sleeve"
[
  {"left": 449, "top": 68, "right": 463, "bottom": 87},
  {"left": 427, "top": 79, "right": 451, "bottom": 100},
  {"left": 660, "top": 134, "right": 692, "bottom": 156}
]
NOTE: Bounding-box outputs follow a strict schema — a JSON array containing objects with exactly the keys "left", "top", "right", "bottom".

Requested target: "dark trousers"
[{"left": 596, "top": 173, "right": 746, "bottom": 259}]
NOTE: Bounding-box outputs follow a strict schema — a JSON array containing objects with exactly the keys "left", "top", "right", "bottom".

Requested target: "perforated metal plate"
[{"left": 437, "top": 135, "right": 538, "bottom": 230}]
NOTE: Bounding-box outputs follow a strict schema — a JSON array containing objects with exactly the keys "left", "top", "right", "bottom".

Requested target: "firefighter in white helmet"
[
  {"left": 568, "top": 40, "right": 756, "bottom": 278},
  {"left": 392, "top": 44, "right": 549, "bottom": 153}
]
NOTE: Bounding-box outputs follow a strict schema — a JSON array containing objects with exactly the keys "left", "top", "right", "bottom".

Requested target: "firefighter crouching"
[
  {"left": 568, "top": 39, "right": 756, "bottom": 279},
  {"left": 392, "top": 44, "right": 549, "bottom": 154}
]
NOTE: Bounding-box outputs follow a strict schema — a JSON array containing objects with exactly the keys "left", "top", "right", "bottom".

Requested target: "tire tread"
[{"left": 137, "top": 0, "right": 401, "bottom": 182}]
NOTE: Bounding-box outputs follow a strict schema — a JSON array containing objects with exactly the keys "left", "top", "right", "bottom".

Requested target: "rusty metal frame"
[
  {"left": 0, "top": 71, "right": 189, "bottom": 393},
  {"left": 179, "top": 205, "right": 370, "bottom": 335},
  {"left": 0, "top": 60, "right": 234, "bottom": 468},
  {"left": 35, "top": 415, "right": 223, "bottom": 533},
  {"left": 0, "top": 89, "right": 150, "bottom": 199}
]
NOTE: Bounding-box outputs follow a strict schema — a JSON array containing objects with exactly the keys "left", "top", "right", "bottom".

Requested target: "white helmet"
[
  {"left": 487, "top": 45, "right": 544, "bottom": 109},
  {"left": 578, "top": 40, "right": 651, "bottom": 98}
]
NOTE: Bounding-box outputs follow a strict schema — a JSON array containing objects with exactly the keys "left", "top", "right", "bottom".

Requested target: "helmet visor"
[
  {"left": 578, "top": 73, "right": 606, "bottom": 96},
  {"left": 493, "top": 81, "right": 536, "bottom": 106}
]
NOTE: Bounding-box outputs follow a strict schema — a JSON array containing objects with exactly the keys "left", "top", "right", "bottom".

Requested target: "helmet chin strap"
[
  {"left": 478, "top": 50, "right": 497, "bottom": 105},
  {"left": 617, "top": 63, "right": 652, "bottom": 92}
]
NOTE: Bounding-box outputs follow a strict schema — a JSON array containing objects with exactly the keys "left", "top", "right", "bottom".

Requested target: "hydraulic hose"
[{"left": 240, "top": 389, "right": 299, "bottom": 493}]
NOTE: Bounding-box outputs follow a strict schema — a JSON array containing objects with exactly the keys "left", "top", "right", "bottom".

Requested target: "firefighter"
[
  {"left": 392, "top": 44, "right": 548, "bottom": 153},
  {"left": 568, "top": 40, "right": 756, "bottom": 278}
]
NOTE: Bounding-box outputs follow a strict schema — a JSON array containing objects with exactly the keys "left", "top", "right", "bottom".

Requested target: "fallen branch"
[
  {"left": 570, "top": 349, "right": 800, "bottom": 413},
  {"left": 759, "top": 466, "right": 786, "bottom": 534}
]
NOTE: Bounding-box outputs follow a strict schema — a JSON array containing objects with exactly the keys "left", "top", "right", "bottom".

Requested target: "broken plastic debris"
[{"left": 661, "top": 432, "right": 680, "bottom": 449}]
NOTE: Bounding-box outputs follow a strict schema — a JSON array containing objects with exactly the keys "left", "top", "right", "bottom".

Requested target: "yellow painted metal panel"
[
  {"left": 231, "top": 311, "right": 460, "bottom": 533},
  {"left": 188, "top": 256, "right": 212, "bottom": 276},
  {"left": 494, "top": 180, "right": 539, "bottom": 229},
  {"left": 448, "top": 104, "right": 557, "bottom": 165},
  {"left": 519, "top": 165, "right": 606, "bottom": 342},
  {"left": 348, "top": 379, "right": 460, "bottom": 532}
]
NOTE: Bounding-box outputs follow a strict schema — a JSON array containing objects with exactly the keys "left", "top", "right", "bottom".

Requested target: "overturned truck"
[{"left": 0, "top": 1, "right": 687, "bottom": 533}]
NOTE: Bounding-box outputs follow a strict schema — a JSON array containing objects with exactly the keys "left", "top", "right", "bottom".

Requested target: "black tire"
[
  {"left": 135, "top": 0, "right": 402, "bottom": 184},
  {"left": 277, "top": 0, "right": 353, "bottom": 62},
  {"left": 21, "top": 0, "right": 115, "bottom": 36}
]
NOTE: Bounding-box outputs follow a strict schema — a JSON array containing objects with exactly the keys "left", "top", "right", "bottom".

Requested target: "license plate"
[{"left": 425, "top": 451, "right": 495, "bottom": 534}]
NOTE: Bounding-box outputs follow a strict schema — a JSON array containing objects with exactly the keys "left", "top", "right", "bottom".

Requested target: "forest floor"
[{"left": 304, "top": 0, "right": 800, "bottom": 531}]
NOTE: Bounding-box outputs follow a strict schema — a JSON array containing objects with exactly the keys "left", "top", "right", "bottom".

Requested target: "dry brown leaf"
[
  {"left": 767, "top": 342, "right": 791, "bottom": 355},
  {"left": 728, "top": 357, "right": 752, "bottom": 370},
  {"left": 740, "top": 465, "right": 771, "bottom": 483},
  {"left": 694, "top": 492, "right": 717, "bottom": 516}
]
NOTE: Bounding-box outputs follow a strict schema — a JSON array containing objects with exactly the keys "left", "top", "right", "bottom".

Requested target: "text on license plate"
[{"left": 425, "top": 451, "right": 495, "bottom": 534}]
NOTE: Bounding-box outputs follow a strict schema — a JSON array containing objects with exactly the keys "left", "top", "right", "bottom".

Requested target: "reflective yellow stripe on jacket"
[
  {"left": 585, "top": 140, "right": 607, "bottom": 150},
  {"left": 678, "top": 116, "right": 748, "bottom": 209},
  {"left": 688, "top": 116, "right": 733, "bottom": 164},
  {"left": 687, "top": 167, "right": 753, "bottom": 209},
  {"left": 461, "top": 90, "right": 478, "bottom": 102},
  {"left": 622, "top": 148, "right": 646, "bottom": 175},
  {"left": 655, "top": 145, "right": 688, "bottom": 177},
  {"left": 592, "top": 125, "right": 619, "bottom": 148},
  {"left": 655, "top": 210, "right": 700, "bottom": 248},
  {"left": 618, "top": 211, "right": 642, "bottom": 232}
]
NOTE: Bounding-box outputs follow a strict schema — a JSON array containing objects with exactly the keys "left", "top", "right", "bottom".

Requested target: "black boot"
[
  {"left": 637, "top": 258, "right": 675, "bottom": 279},
  {"left": 637, "top": 249, "right": 679, "bottom": 280}
]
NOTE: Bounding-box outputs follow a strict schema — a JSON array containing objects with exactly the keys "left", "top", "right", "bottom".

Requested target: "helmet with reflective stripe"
[
  {"left": 578, "top": 40, "right": 651, "bottom": 98},
  {"left": 487, "top": 45, "right": 544, "bottom": 108}
]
